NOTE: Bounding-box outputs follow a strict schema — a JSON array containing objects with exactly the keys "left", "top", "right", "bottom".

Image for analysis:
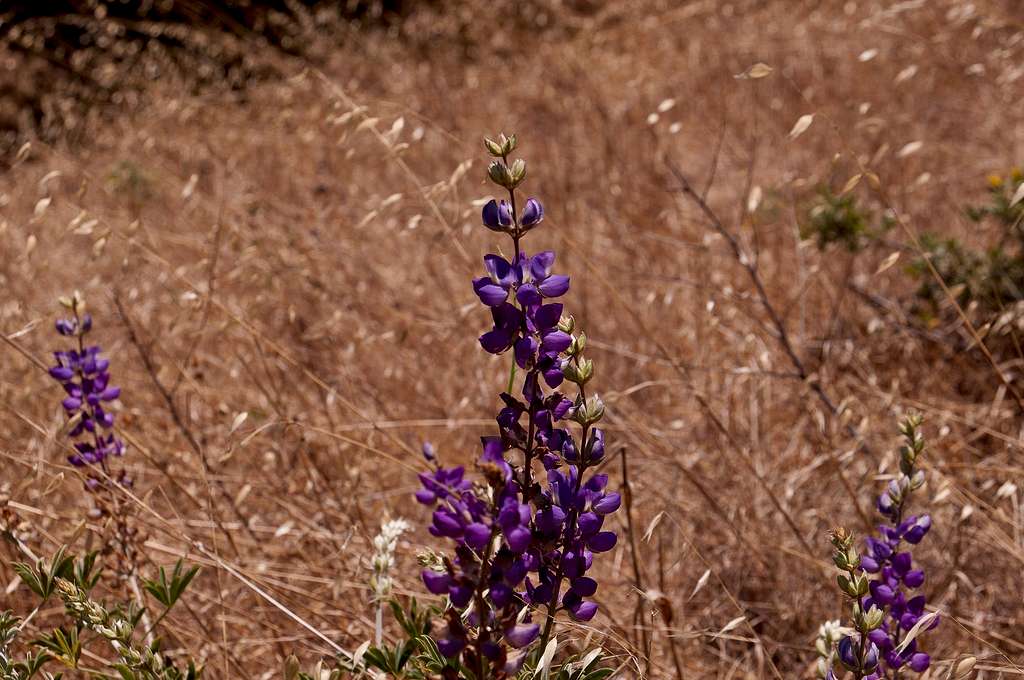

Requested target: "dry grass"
[{"left": 2, "top": 0, "right": 1024, "bottom": 677}]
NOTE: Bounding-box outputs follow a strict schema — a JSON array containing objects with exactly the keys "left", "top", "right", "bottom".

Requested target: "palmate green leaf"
[
  {"left": 33, "top": 626, "right": 81, "bottom": 668},
  {"left": 13, "top": 546, "right": 75, "bottom": 601},
  {"left": 0, "top": 610, "right": 21, "bottom": 646},
  {"left": 142, "top": 560, "right": 200, "bottom": 610}
]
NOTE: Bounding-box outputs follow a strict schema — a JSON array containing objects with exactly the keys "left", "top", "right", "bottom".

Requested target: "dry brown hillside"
[{"left": 1, "top": 1, "right": 1023, "bottom": 678}]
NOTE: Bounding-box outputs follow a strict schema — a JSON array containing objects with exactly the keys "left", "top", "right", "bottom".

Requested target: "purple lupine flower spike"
[
  {"left": 830, "top": 415, "right": 937, "bottom": 679},
  {"left": 47, "top": 293, "right": 126, "bottom": 474},
  {"left": 416, "top": 136, "right": 618, "bottom": 673}
]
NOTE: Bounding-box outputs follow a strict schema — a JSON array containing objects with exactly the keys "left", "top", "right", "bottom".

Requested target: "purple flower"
[
  {"left": 482, "top": 199, "right": 514, "bottom": 231},
  {"left": 504, "top": 623, "right": 539, "bottom": 648},
  {"left": 422, "top": 570, "right": 451, "bottom": 594},
  {"left": 568, "top": 600, "right": 598, "bottom": 621},
  {"left": 479, "top": 303, "right": 522, "bottom": 354},
  {"left": 521, "top": 198, "right": 544, "bottom": 228},
  {"left": 838, "top": 635, "right": 879, "bottom": 672},
  {"left": 909, "top": 653, "right": 931, "bottom": 672},
  {"left": 47, "top": 310, "right": 126, "bottom": 471},
  {"left": 852, "top": 417, "right": 938, "bottom": 675}
]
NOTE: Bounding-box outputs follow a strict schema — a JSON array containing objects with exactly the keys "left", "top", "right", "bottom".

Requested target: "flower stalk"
[{"left": 414, "top": 135, "right": 619, "bottom": 677}]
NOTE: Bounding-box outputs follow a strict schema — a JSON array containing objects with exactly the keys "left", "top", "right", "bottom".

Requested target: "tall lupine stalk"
[
  {"left": 47, "top": 292, "right": 143, "bottom": 595},
  {"left": 828, "top": 415, "right": 937, "bottom": 680},
  {"left": 48, "top": 291, "right": 125, "bottom": 477},
  {"left": 415, "top": 134, "right": 620, "bottom": 678}
]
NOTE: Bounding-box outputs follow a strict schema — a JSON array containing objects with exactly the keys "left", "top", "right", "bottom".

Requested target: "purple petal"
[
  {"left": 484, "top": 254, "right": 516, "bottom": 287},
  {"left": 465, "top": 522, "right": 491, "bottom": 550},
  {"left": 480, "top": 328, "right": 513, "bottom": 354},
  {"left": 592, "top": 492, "right": 621, "bottom": 515},
  {"left": 437, "top": 637, "right": 465, "bottom": 658},
  {"left": 517, "top": 283, "right": 542, "bottom": 307},
  {"left": 903, "top": 570, "right": 925, "bottom": 588},
  {"left": 432, "top": 510, "right": 464, "bottom": 538},
  {"left": 541, "top": 330, "right": 572, "bottom": 354},
  {"left": 529, "top": 251, "right": 555, "bottom": 281},
  {"left": 505, "top": 623, "right": 540, "bottom": 649},
  {"left": 892, "top": 552, "right": 912, "bottom": 575},
  {"left": 908, "top": 653, "right": 930, "bottom": 672},
  {"left": 514, "top": 336, "right": 538, "bottom": 369},
  {"left": 49, "top": 366, "right": 74, "bottom": 381},
  {"left": 449, "top": 585, "right": 473, "bottom": 607},
  {"left": 586, "top": 429, "right": 606, "bottom": 462},
  {"left": 571, "top": 576, "right": 598, "bottom": 597},
  {"left": 569, "top": 601, "right": 598, "bottom": 622},
  {"left": 534, "top": 303, "right": 563, "bottom": 331},
  {"left": 521, "top": 198, "right": 544, "bottom": 227},
  {"left": 543, "top": 366, "right": 564, "bottom": 388},
  {"left": 538, "top": 275, "right": 570, "bottom": 297},
  {"left": 577, "top": 512, "right": 603, "bottom": 537},
  {"left": 482, "top": 199, "right": 513, "bottom": 231},
  {"left": 505, "top": 526, "right": 531, "bottom": 553},
  {"left": 421, "top": 570, "right": 451, "bottom": 595},
  {"left": 588, "top": 531, "right": 617, "bottom": 552}
]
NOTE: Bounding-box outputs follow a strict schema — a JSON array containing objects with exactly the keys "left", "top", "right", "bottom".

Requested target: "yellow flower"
[{"left": 987, "top": 173, "right": 1004, "bottom": 188}]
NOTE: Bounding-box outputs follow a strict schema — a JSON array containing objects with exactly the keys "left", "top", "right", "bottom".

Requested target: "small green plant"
[
  {"left": 2, "top": 546, "right": 201, "bottom": 680},
  {"left": 806, "top": 171, "right": 1024, "bottom": 327},
  {"left": 910, "top": 169, "right": 1024, "bottom": 320},
  {"left": 803, "top": 188, "right": 892, "bottom": 252},
  {"left": 966, "top": 169, "right": 1024, "bottom": 227}
]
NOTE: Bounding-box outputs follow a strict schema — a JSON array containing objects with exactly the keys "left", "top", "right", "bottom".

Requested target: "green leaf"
[
  {"left": 13, "top": 547, "right": 75, "bottom": 601},
  {"left": 33, "top": 626, "right": 80, "bottom": 668},
  {"left": 73, "top": 552, "right": 102, "bottom": 592},
  {"left": 142, "top": 560, "right": 200, "bottom": 611},
  {"left": 113, "top": 662, "right": 137, "bottom": 680}
]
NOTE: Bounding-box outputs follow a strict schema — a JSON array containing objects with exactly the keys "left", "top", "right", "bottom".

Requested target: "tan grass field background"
[{"left": 2, "top": 1, "right": 1024, "bottom": 677}]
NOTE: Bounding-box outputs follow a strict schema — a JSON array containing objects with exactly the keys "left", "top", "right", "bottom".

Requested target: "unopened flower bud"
[
  {"left": 508, "top": 158, "right": 527, "bottom": 187},
  {"left": 484, "top": 137, "right": 504, "bottom": 157},
  {"left": 829, "top": 526, "right": 854, "bottom": 550},
  {"left": 863, "top": 606, "right": 884, "bottom": 631},
  {"left": 484, "top": 133, "right": 517, "bottom": 157},
  {"left": 59, "top": 290, "right": 86, "bottom": 313},
  {"left": 569, "top": 331, "right": 587, "bottom": 356},
  {"left": 488, "top": 160, "right": 512, "bottom": 187},
  {"left": 422, "top": 441, "right": 436, "bottom": 462},
  {"left": 500, "top": 133, "right": 517, "bottom": 155},
  {"left": 574, "top": 394, "right": 605, "bottom": 425},
  {"left": 577, "top": 358, "right": 594, "bottom": 384}
]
